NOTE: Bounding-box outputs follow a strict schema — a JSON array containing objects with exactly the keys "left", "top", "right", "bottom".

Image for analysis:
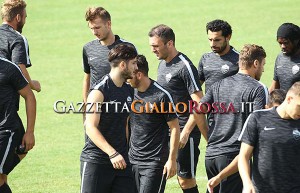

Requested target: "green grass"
[{"left": 8, "top": 0, "right": 300, "bottom": 192}]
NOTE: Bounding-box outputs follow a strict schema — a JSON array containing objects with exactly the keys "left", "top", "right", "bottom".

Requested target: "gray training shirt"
[
  {"left": 198, "top": 46, "right": 239, "bottom": 93},
  {"left": 273, "top": 52, "right": 300, "bottom": 91},
  {"left": 239, "top": 108, "right": 300, "bottom": 193},
  {"left": 200, "top": 73, "right": 267, "bottom": 158}
]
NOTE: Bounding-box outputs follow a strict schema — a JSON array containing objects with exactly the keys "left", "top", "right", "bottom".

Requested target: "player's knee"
[
  {"left": 177, "top": 176, "right": 196, "bottom": 189},
  {"left": 0, "top": 174, "right": 6, "bottom": 185}
]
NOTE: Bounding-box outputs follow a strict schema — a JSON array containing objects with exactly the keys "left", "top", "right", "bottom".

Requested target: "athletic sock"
[
  {"left": 183, "top": 185, "right": 198, "bottom": 193},
  {"left": 0, "top": 183, "right": 12, "bottom": 193}
]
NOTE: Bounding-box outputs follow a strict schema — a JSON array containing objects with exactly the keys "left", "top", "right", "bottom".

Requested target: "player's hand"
[
  {"left": 110, "top": 153, "right": 127, "bottom": 170},
  {"left": 31, "top": 80, "right": 41, "bottom": 92},
  {"left": 179, "top": 132, "right": 189, "bottom": 149},
  {"left": 243, "top": 184, "right": 256, "bottom": 193},
  {"left": 163, "top": 159, "right": 177, "bottom": 179},
  {"left": 207, "top": 175, "right": 221, "bottom": 193},
  {"left": 22, "top": 131, "right": 35, "bottom": 152}
]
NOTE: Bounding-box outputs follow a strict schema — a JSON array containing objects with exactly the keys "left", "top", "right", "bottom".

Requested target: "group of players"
[
  {"left": 0, "top": 1, "right": 299, "bottom": 193},
  {"left": 79, "top": 6, "right": 300, "bottom": 193}
]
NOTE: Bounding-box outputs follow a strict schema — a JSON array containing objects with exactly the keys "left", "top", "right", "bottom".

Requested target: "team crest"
[
  {"left": 292, "top": 65, "right": 300, "bottom": 75},
  {"left": 165, "top": 73, "right": 172, "bottom": 82},
  {"left": 221, "top": 64, "right": 229, "bottom": 74},
  {"left": 293, "top": 129, "right": 300, "bottom": 140},
  {"left": 127, "top": 96, "right": 132, "bottom": 105}
]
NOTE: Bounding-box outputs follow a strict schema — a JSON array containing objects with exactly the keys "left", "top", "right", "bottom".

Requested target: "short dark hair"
[
  {"left": 148, "top": 24, "right": 175, "bottom": 45},
  {"left": 136, "top": 55, "right": 149, "bottom": 76},
  {"left": 277, "top": 23, "right": 300, "bottom": 41},
  {"left": 268, "top": 89, "right": 286, "bottom": 107},
  {"left": 85, "top": 7, "right": 111, "bottom": 22},
  {"left": 108, "top": 44, "right": 137, "bottom": 67},
  {"left": 239, "top": 44, "right": 266, "bottom": 69},
  {"left": 206, "top": 19, "right": 232, "bottom": 37}
]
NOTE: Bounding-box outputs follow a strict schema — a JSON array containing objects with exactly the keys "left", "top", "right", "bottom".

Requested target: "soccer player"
[
  {"left": 269, "top": 23, "right": 300, "bottom": 92},
  {"left": 0, "top": 0, "right": 41, "bottom": 92},
  {"left": 0, "top": 57, "right": 36, "bottom": 193},
  {"left": 149, "top": 24, "right": 208, "bottom": 193},
  {"left": 82, "top": 6, "right": 135, "bottom": 108},
  {"left": 128, "top": 55, "right": 180, "bottom": 193},
  {"left": 198, "top": 19, "right": 239, "bottom": 92},
  {"left": 80, "top": 44, "right": 137, "bottom": 193},
  {"left": 239, "top": 81, "right": 300, "bottom": 193},
  {"left": 200, "top": 44, "right": 268, "bottom": 193},
  {"left": 206, "top": 89, "right": 286, "bottom": 193}
]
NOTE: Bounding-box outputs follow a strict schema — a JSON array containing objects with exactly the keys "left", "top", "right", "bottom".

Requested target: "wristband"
[{"left": 109, "top": 152, "right": 119, "bottom": 159}]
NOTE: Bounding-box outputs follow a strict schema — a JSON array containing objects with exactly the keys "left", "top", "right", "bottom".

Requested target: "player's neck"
[
  {"left": 100, "top": 32, "right": 115, "bottom": 46},
  {"left": 165, "top": 48, "right": 178, "bottom": 63},
  {"left": 2, "top": 21, "right": 17, "bottom": 31},
  {"left": 109, "top": 70, "right": 125, "bottom": 87},
  {"left": 137, "top": 77, "right": 151, "bottom": 92},
  {"left": 276, "top": 103, "right": 291, "bottom": 119}
]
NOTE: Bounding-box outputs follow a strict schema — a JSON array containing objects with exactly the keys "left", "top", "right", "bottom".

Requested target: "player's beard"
[
  {"left": 121, "top": 67, "right": 133, "bottom": 80},
  {"left": 212, "top": 41, "right": 227, "bottom": 54},
  {"left": 16, "top": 21, "right": 24, "bottom": 33}
]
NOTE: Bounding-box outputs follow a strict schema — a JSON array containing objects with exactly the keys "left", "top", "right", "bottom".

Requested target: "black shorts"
[
  {"left": 205, "top": 154, "right": 243, "bottom": 193},
  {"left": 177, "top": 136, "right": 200, "bottom": 179},
  {"left": 0, "top": 129, "right": 22, "bottom": 175},
  {"left": 80, "top": 161, "right": 135, "bottom": 193},
  {"left": 132, "top": 164, "right": 166, "bottom": 193}
]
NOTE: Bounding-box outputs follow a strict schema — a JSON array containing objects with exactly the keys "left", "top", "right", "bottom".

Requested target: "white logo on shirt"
[
  {"left": 165, "top": 73, "right": 172, "bottom": 82},
  {"left": 292, "top": 65, "right": 300, "bottom": 75},
  {"left": 89, "top": 57, "right": 98, "bottom": 61},
  {"left": 293, "top": 129, "right": 300, "bottom": 140},
  {"left": 221, "top": 64, "right": 229, "bottom": 74},
  {"left": 277, "top": 66, "right": 283, "bottom": 69},
  {"left": 263, "top": 126, "right": 276, "bottom": 131}
]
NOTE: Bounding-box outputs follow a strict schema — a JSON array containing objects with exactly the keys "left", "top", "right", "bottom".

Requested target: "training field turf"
[{"left": 10, "top": 0, "right": 299, "bottom": 192}]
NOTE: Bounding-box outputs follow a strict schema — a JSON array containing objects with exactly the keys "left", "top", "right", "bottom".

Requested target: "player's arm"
[
  {"left": 268, "top": 80, "right": 280, "bottom": 93},
  {"left": 82, "top": 73, "right": 91, "bottom": 122},
  {"left": 18, "top": 84, "right": 36, "bottom": 152},
  {"left": 18, "top": 64, "right": 41, "bottom": 92},
  {"left": 164, "top": 118, "right": 180, "bottom": 179},
  {"left": 207, "top": 155, "right": 239, "bottom": 193},
  {"left": 85, "top": 90, "right": 126, "bottom": 169},
  {"left": 238, "top": 143, "right": 256, "bottom": 193}
]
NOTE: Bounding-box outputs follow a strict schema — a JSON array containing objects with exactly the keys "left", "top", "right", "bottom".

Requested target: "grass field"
[{"left": 9, "top": 0, "right": 300, "bottom": 192}]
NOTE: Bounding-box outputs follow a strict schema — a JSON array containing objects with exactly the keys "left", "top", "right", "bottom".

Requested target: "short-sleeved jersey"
[
  {"left": 239, "top": 108, "right": 300, "bottom": 193},
  {"left": 200, "top": 73, "right": 267, "bottom": 158},
  {"left": 198, "top": 46, "right": 239, "bottom": 93},
  {"left": 82, "top": 35, "right": 135, "bottom": 89},
  {"left": 0, "top": 24, "right": 31, "bottom": 67},
  {"left": 157, "top": 52, "right": 202, "bottom": 137},
  {"left": 129, "top": 80, "right": 178, "bottom": 168},
  {"left": 0, "top": 57, "right": 28, "bottom": 132},
  {"left": 80, "top": 75, "right": 134, "bottom": 165},
  {"left": 273, "top": 52, "right": 300, "bottom": 91}
]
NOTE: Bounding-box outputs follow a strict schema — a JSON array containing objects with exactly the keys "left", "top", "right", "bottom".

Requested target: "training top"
[
  {"left": 80, "top": 75, "right": 134, "bottom": 165},
  {"left": 273, "top": 52, "right": 300, "bottom": 91},
  {"left": 200, "top": 73, "right": 267, "bottom": 158},
  {"left": 157, "top": 52, "right": 202, "bottom": 137},
  {"left": 239, "top": 108, "right": 300, "bottom": 193},
  {"left": 0, "top": 57, "right": 28, "bottom": 132},
  {"left": 198, "top": 46, "right": 239, "bottom": 93},
  {"left": 82, "top": 35, "right": 135, "bottom": 89},
  {"left": 0, "top": 24, "right": 31, "bottom": 67},
  {"left": 129, "top": 80, "right": 178, "bottom": 168}
]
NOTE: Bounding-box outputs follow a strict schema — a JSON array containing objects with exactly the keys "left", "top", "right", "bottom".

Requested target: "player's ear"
[
  {"left": 16, "top": 14, "right": 22, "bottom": 22},
  {"left": 253, "top": 59, "right": 259, "bottom": 68},
  {"left": 225, "top": 34, "right": 231, "bottom": 42}
]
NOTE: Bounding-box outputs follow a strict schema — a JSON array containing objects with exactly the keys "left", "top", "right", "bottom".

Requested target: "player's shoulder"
[
  {"left": 93, "top": 75, "right": 110, "bottom": 90},
  {"left": 229, "top": 46, "right": 240, "bottom": 55},
  {"left": 0, "top": 57, "right": 22, "bottom": 73},
  {"left": 83, "top": 39, "right": 99, "bottom": 48}
]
